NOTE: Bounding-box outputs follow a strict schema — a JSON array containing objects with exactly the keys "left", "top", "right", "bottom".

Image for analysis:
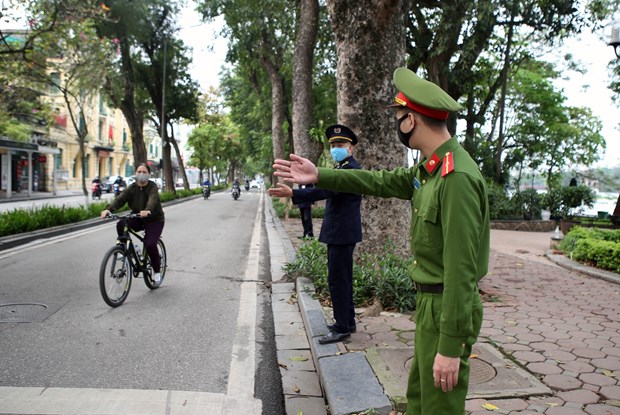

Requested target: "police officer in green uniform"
[{"left": 272, "top": 67, "right": 490, "bottom": 415}]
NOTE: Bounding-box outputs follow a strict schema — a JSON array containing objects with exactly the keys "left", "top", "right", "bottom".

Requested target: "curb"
[
  {"left": 296, "top": 280, "right": 392, "bottom": 415},
  {"left": 0, "top": 195, "right": 202, "bottom": 251},
  {"left": 545, "top": 250, "right": 620, "bottom": 285}
]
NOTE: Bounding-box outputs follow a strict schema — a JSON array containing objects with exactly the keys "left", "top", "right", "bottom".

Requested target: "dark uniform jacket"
[
  {"left": 292, "top": 156, "right": 362, "bottom": 245},
  {"left": 106, "top": 181, "right": 165, "bottom": 223}
]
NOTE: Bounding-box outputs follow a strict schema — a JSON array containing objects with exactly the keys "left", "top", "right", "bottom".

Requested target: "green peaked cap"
[{"left": 392, "top": 67, "right": 462, "bottom": 116}]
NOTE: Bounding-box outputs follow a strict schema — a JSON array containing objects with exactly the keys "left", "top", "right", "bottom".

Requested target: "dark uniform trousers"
[
  {"left": 327, "top": 244, "right": 356, "bottom": 332},
  {"left": 300, "top": 206, "right": 314, "bottom": 237},
  {"left": 406, "top": 288, "right": 483, "bottom": 415}
]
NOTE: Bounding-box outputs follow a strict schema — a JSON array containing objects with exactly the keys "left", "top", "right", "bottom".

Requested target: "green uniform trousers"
[{"left": 406, "top": 290, "right": 483, "bottom": 415}]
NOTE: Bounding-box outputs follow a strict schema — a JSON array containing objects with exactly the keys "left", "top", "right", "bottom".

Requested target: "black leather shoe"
[
  {"left": 318, "top": 331, "right": 350, "bottom": 344},
  {"left": 328, "top": 324, "right": 356, "bottom": 333}
]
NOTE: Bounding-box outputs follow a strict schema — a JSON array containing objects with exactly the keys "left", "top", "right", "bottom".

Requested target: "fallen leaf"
[
  {"left": 505, "top": 320, "right": 517, "bottom": 325},
  {"left": 278, "top": 362, "right": 288, "bottom": 369},
  {"left": 545, "top": 402, "right": 559, "bottom": 407},
  {"left": 293, "top": 385, "right": 300, "bottom": 393},
  {"left": 606, "top": 400, "right": 620, "bottom": 407},
  {"left": 289, "top": 356, "right": 308, "bottom": 362},
  {"left": 469, "top": 354, "right": 479, "bottom": 359},
  {"left": 555, "top": 360, "right": 564, "bottom": 364},
  {"left": 297, "top": 411, "right": 303, "bottom": 415},
  {"left": 481, "top": 403, "right": 499, "bottom": 411},
  {"left": 602, "top": 369, "right": 616, "bottom": 377}
]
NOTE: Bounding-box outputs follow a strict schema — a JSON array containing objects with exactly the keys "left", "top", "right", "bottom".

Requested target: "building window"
[{"left": 49, "top": 72, "right": 61, "bottom": 94}]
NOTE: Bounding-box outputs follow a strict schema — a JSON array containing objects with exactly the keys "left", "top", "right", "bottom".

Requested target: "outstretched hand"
[
  {"left": 267, "top": 183, "right": 293, "bottom": 198},
  {"left": 273, "top": 154, "right": 319, "bottom": 184}
]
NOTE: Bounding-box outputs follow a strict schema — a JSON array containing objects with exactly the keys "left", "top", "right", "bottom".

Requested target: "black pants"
[
  {"left": 327, "top": 244, "right": 356, "bottom": 333},
  {"left": 299, "top": 207, "right": 313, "bottom": 237}
]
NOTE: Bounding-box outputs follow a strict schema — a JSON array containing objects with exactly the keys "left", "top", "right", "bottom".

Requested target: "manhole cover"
[
  {"left": 405, "top": 355, "right": 497, "bottom": 384},
  {"left": 0, "top": 303, "right": 49, "bottom": 323}
]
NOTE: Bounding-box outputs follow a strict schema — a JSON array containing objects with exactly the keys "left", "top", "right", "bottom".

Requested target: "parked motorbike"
[
  {"left": 92, "top": 182, "right": 102, "bottom": 200},
  {"left": 231, "top": 185, "right": 240, "bottom": 200},
  {"left": 203, "top": 184, "right": 211, "bottom": 199}
]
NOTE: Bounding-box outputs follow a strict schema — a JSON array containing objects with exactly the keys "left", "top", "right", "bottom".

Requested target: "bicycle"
[{"left": 99, "top": 213, "right": 167, "bottom": 307}]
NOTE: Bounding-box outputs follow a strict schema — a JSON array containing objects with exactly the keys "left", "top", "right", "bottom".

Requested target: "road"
[{"left": 0, "top": 188, "right": 283, "bottom": 414}]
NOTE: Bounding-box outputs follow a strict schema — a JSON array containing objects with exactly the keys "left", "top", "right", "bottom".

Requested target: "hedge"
[{"left": 559, "top": 226, "right": 620, "bottom": 273}]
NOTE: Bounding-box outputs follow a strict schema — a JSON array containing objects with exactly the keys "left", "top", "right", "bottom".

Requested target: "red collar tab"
[
  {"left": 423, "top": 153, "right": 441, "bottom": 174},
  {"left": 442, "top": 151, "right": 455, "bottom": 177},
  {"left": 393, "top": 92, "right": 450, "bottom": 120}
]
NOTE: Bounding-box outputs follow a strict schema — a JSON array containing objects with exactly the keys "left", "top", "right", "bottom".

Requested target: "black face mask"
[{"left": 397, "top": 113, "right": 414, "bottom": 148}]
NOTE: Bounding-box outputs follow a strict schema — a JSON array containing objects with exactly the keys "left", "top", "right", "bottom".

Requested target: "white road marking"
[{"left": 226, "top": 191, "right": 263, "bottom": 399}]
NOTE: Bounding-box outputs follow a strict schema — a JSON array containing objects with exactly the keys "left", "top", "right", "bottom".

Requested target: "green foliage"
[
  {"left": 486, "top": 181, "right": 512, "bottom": 220},
  {"left": 511, "top": 188, "right": 543, "bottom": 219},
  {"left": 283, "top": 239, "right": 416, "bottom": 312},
  {"left": 542, "top": 185, "right": 595, "bottom": 219},
  {"left": 559, "top": 226, "right": 620, "bottom": 272}
]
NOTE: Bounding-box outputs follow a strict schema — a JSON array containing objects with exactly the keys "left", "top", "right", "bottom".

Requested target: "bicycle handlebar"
[{"left": 103, "top": 213, "right": 142, "bottom": 220}]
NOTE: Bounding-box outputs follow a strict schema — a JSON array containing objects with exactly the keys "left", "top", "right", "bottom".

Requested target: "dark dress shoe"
[
  {"left": 328, "top": 324, "right": 356, "bottom": 333},
  {"left": 318, "top": 331, "right": 350, "bottom": 344}
]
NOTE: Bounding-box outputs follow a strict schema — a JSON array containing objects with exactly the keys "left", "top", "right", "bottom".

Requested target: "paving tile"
[
  {"left": 515, "top": 333, "right": 545, "bottom": 342},
  {"left": 544, "top": 350, "right": 578, "bottom": 362},
  {"left": 529, "top": 342, "right": 560, "bottom": 351},
  {"left": 544, "top": 374, "right": 583, "bottom": 391},
  {"left": 277, "top": 350, "right": 315, "bottom": 372},
  {"left": 590, "top": 358, "right": 620, "bottom": 371},
  {"left": 557, "top": 389, "right": 600, "bottom": 404},
  {"left": 584, "top": 338, "right": 615, "bottom": 349},
  {"left": 573, "top": 348, "right": 607, "bottom": 359},
  {"left": 599, "top": 385, "right": 620, "bottom": 400},
  {"left": 602, "top": 347, "right": 620, "bottom": 358},
  {"left": 488, "top": 398, "right": 529, "bottom": 411},
  {"left": 284, "top": 396, "right": 327, "bottom": 415},
  {"left": 579, "top": 373, "right": 617, "bottom": 387},
  {"left": 583, "top": 404, "right": 620, "bottom": 415},
  {"left": 502, "top": 343, "right": 532, "bottom": 352},
  {"left": 513, "top": 351, "right": 546, "bottom": 363},
  {"left": 545, "top": 406, "right": 588, "bottom": 414},
  {"left": 280, "top": 369, "right": 322, "bottom": 397},
  {"left": 561, "top": 361, "right": 596, "bottom": 373},
  {"left": 527, "top": 362, "right": 562, "bottom": 375}
]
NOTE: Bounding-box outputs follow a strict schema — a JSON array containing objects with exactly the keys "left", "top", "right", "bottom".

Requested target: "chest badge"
[{"left": 413, "top": 177, "right": 421, "bottom": 189}]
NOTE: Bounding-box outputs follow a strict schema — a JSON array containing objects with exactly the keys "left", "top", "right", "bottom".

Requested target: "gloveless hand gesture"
[{"left": 273, "top": 154, "right": 319, "bottom": 184}]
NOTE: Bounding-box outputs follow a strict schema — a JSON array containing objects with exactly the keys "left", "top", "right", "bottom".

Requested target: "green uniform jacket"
[
  {"left": 317, "top": 137, "right": 490, "bottom": 357},
  {"left": 106, "top": 181, "right": 165, "bottom": 222}
]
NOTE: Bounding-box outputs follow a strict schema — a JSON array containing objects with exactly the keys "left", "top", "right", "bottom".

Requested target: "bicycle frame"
[{"left": 115, "top": 216, "right": 150, "bottom": 278}]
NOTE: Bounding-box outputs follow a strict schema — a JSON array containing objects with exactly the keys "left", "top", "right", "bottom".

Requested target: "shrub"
[
  {"left": 511, "top": 188, "right": 543, "bottom": 220},
  {"left": 486, "top": 181, "right": 512, "bottom": 220},
  {"left": 559, "top": 226, "right": 620, "bottom": 272},
  {"left": 283, "top": 238, "right": 416, "bottom": 312},
  {"left": 543, "top": 185, "right": 595, "bottom": 220}
]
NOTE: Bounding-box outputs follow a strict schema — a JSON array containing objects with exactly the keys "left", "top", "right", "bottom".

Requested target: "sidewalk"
[{"left": 273, "top": 213, "right": 620, "bottom": 415}]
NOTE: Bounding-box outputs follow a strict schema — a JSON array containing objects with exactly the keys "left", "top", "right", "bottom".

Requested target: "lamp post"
[{"left": 607, "top": 21, "right": 620, "bottom": 58}]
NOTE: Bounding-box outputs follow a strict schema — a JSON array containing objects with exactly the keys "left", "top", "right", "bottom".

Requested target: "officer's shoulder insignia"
[
  {"left": 442, "top": 151, "right": 455, "bottom": 177},
  {"left": 424, "top": 153, "right": 441, "bottom": 174}
]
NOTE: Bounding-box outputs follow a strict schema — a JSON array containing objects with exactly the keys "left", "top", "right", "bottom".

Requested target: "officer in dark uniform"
[
  {"left": 268, "top": 124, "right": 362, "bottom": 344},
  {"left": 296, "top": 183, "right": 315, "bottom": 239}
]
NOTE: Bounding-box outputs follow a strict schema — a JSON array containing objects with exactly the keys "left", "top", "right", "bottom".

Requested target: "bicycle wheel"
[
  {"left": 144, "top": 239, "right": 167, "bottom": 289},
  {"left": 99, "top": 246, "right": 132, "bottom": 307}
]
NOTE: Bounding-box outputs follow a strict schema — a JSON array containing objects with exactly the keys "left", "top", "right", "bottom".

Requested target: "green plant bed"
[
  {"left": 283, "top": 238, "right": 416, "bottom": 312},
  {"left": 271, "top": 197, "right": 325, "bottom": 219},
  {"left": 559, "top": 226, "right": 620, "bottom": 273},
  {"left": 0, "top": 189, "right": 201, "bottom": 238}
]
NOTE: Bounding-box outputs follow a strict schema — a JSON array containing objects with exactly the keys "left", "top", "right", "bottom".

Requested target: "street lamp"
[{"left": 606, "top": 21, "right": 620, "bottom": 58}]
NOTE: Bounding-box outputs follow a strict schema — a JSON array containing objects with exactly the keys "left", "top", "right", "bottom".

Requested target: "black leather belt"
[{"left": 413, "top": 282, "right": 444, "bottom": 293}]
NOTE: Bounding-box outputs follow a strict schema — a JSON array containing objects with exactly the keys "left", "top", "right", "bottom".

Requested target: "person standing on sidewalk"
[
  {"left": 296, "top": 183, "right": 315, "bottom": 239},
  {"left": 272, "top": 68, "right": 490, "bottom": 415},
  {"left": 269, "top": 124, "right": 362, "bottom": 344}
]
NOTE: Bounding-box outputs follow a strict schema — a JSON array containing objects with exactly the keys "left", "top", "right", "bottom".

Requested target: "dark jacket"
[
  {"left": 292, "top": 156, "right": 362, "bottom": 245},
  {"left": 295, "top": 184, "right": 315, "bottom": 209},
  {"left": 106, "top": 181, "right": 165, "bottom": 222}
]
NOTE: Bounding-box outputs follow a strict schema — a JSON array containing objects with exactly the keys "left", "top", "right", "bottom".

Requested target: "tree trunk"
[
  {"left": 169, "top": 123, "right": 190, "bottom": 190},
  {"left": 327, "top": 0, "right": 410, "bottom": 257},
  {"left": 292, "top": 0, "right": 322, "bottom": 164},
  {"left": 262, "top": 58, "right": 287, "bottom": 164}
]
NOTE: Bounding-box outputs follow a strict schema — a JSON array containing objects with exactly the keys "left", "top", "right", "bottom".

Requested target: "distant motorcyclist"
[
  {"left": 92, "top": 176, "right": 101, "bottom": 184},
  {"left": 202, "top": 178, "right": 211, "bottom": 199},
  {"left": 233, "top": 178, "right": 241, "bottom": 192},
  {"left": 202, "top": 178, "right": 211, "bottom": 187},
  {"left": 245, "top": 179, "right": 250, "bottom": 191}
]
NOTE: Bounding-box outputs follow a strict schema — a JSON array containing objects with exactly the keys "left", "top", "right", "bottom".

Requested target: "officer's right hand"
[
  {"left": 273, "top": 154, "right": 319, "bottom": 184},
  {"left": 100, "top": 210, "right": 110, "bottom": 219},
  {"left": 267, "top": 183, "right": 293, "bottom": 198}
]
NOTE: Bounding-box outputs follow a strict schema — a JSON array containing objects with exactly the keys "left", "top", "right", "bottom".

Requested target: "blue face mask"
[{"left": 330, "top": 147, "right": 349, "bottom": 163}]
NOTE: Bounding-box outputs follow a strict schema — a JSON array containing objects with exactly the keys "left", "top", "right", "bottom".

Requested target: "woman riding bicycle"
[{"left": 100, "top": 163, "right": 165, "bottom": 283}]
